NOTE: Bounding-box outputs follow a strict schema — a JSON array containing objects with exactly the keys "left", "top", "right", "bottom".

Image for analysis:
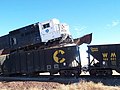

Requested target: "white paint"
[{"left": 38, "top": 18, "right": 71, "bottom": 42}]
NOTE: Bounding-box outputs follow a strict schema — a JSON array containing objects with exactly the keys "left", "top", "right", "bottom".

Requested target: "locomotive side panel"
[{"left": 9, "top": 24, "right": 41, "bottom": 50}]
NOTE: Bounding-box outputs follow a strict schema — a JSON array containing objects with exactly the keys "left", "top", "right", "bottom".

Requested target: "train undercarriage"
[
  {"left": 59, "top": 67, "right": 81, "bottom": 77},
  {"left": 0, "top": 67, "right": 81, "bottom": 77},
  {"left": 89, "top": 68, "right": 112, "bottom": 76}
]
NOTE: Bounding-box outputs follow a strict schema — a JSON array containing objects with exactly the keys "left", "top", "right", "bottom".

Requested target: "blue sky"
[
  {"left": 0, "top": 0, "right": 120, "bottom": 62},
  {"left": 0, "top": 0, "right": 120, "bottom": 44}
]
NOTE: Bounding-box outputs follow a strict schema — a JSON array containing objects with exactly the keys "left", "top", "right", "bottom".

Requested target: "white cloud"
[
  {"left": 105, "top": 20, "right": 120, "bottom": 29},
  {"left": 72, "top": 25, "right": 87, "bottom": 37},
  {"left": 74, "top": 25, "right": 87, "bottom": 32},
  {"left": 112, "top": 20, "right": 119, "bottom": 27}
]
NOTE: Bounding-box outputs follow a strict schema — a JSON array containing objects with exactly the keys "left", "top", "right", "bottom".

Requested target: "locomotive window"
[
  {"left": 43, "top": 23, "right": 50, "bottom": 29},
  {"left": 10, "top": 38, "right": 17, "bottom": 45}
]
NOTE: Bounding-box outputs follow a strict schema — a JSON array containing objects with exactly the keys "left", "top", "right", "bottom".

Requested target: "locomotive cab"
[{"left": 39, "top": 18, "right": 71, "bottom": 42}]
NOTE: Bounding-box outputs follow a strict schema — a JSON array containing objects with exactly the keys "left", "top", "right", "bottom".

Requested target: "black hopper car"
[
  {"left": 0, "top": 45, "right": 81, "bottom": 76},
  {"left": 87, "top": 44, "right": 120, "bottom": 76}
]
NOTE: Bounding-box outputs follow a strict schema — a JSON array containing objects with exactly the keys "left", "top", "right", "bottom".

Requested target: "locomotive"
[{"left": 0, "top": 18, "right": 72, "bottom": 54}]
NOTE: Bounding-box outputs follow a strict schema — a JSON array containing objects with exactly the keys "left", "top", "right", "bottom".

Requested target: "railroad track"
[
  {"left": 0, "top": 75, "right": 80, "bottom": 84},
  {"left": 1, "top": 75, "right": 120, "bottom": 85}
]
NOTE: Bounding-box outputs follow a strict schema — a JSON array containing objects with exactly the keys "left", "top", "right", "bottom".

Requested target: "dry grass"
[
  {"left": 56, "top": 81, "right": 120, "bottom": 90},
  {"left": 0, "top": 80, "right": 120, "bottom": 90}
]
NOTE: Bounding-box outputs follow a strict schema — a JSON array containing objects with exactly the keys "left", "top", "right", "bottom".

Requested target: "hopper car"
[
  {"left": 0, "top": 45, "right": 81, "bottom": 76},
  {"left": 88, "top": 44, "right": 120, "bottom": 76}
]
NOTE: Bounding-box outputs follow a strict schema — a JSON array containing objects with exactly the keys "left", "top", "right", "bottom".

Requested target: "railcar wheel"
[
  {"left": 89, "top": 69, "right": 96, "bottom": 76},
  {"left": 59, "top": 70, "right": 72, "bottom": 76},
  {"left": 74, "top": 73, "right": 80, "bottom": 78},
  {"left": 106, "top": 69, "right": 112, "bottom": 76},
  {"left": 59, "top": 71, "right": 67, "bottom": 76},
  {"left": 89, "top": 69, "right": 112, "bottom": 76}
]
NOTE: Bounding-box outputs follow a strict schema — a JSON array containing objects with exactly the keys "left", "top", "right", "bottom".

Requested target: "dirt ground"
[
  {"left": 0, "top": 71, "right": 120, "bottom": 90},
  {"left": 0, "top": 80, "right": 120, "bottom": 90},
  {"left": 0, "top": 81, "right": 60, "bottom": 90}
]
